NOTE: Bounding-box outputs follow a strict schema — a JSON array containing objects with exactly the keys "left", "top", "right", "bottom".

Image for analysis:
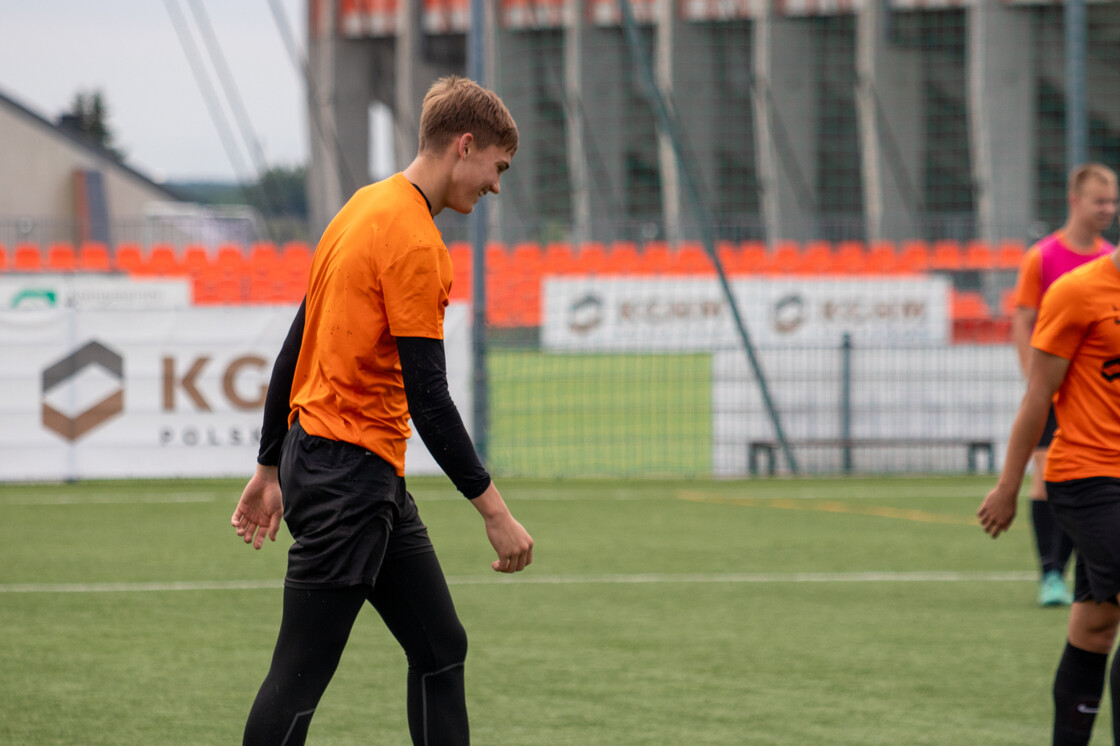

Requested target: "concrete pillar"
[
  {"left": 969, "top": 0, "right": 1034, "bottom": 243},
  {"left": 564, "top": 0, "right": 592, "bottom": 245},
  {"left": 856, "top": 0, "right": 924, "bottom": 242},
  {"left": 655, "top": 0, "right": 720, "bottom": 245},
  {"left": 753, "top": 11, "right": 819, "bottom": 243},
  {"left": 566, "top": 13, "right": 631, "bottom": 242},
  {"left": 307, "top": 1, "right": 373, "bottom": 234}
]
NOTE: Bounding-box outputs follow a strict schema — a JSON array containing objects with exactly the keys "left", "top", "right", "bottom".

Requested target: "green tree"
[{"left": 60, "top": 90, "right": 123, "bottom": 158}]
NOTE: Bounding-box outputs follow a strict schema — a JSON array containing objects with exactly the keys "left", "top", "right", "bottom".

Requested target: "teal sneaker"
[{"left": 1038, "top": 570, "right": 1073, "bottom": 607}]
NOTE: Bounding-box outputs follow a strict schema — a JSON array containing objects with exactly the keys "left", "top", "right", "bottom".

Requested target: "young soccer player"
[
  {"left": 230, "top": 76, "right": 533, "bottom": 745},
  {"left": 1011, "top": 163, "right": 1118, "bottom": 606},
  {"left": 979, "top": 244, "right": 1120, "bottom": 744}
]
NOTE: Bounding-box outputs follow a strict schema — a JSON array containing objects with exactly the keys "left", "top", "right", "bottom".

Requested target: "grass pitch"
[{"left": 0, "top": 476, "right": 1099, "bottom": 744}]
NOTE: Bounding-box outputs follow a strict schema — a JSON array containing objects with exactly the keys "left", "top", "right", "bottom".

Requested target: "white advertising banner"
[
  {"left": 0, "top": 304, "right": 472, "bottom": 481},
  {"left": 0, "top": 274, "right": 191, "bottom": 310},
  {"left": 542, "top": 276, "right": 951, "bottom": 350}
]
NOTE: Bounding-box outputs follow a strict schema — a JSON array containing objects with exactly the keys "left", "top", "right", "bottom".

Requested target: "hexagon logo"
[{"left": 41, "top": 341, "right": 124, "bottom": 441}]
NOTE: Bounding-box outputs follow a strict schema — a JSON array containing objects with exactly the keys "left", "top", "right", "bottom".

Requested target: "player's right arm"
[
  {"left": 231, "top": 299, "right": 306, "bottom": 549},
  {"left": 978, "top": 348, "right": 1069, "bottom": 538}
]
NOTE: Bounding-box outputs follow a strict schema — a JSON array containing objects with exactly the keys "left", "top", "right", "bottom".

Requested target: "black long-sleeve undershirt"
[{"left": 256, "top": 301, "right": 491, "bottom": 499}]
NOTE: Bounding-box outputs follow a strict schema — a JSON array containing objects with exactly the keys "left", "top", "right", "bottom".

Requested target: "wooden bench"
[{"left": 748, "top": 438, "right": 995, "bottom": 476}]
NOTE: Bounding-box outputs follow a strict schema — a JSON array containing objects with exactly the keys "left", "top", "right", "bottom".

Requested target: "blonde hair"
[
  {"left": 1069, "top": 162, "right": 1117, "bottom": 194},
  {"left": 418, "top": 76, "right": 519, "bottom": 156}
]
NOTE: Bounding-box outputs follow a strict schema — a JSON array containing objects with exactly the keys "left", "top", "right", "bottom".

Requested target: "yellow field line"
[{"left": 677, "top": 491, "right": 981, "bottom": 526}]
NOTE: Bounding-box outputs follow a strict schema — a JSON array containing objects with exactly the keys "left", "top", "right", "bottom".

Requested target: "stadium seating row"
[
  {"left": 0, "top": 240, "right": 1023, "bottom": 331},
  {"left": 0, "top": 238, "right": 1027, "bottom": 278}
]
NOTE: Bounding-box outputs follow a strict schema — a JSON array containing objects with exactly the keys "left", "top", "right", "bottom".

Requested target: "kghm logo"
[
  {"left": 569, "top": 293, "right": 604, "bottom": 334},
  {"left": 41, "top": 341, "right": 124, "bottom": 441}
]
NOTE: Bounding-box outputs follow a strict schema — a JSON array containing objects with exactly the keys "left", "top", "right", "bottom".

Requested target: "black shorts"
[
  {"left": 1046, "top": 477, "right": 1120, "bottom": 605},
  {"left": 279, "top": 420, "right": 433, "bottom": 590},
  {"left": 1036, "top": 406, "right": 1058, "bottom": 449}
]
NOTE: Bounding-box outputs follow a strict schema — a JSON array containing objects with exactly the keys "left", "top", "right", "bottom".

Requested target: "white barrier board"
[
  {"left": 543, "top": 276, "right": 951, "bottom": 350},
  {"left": 0, "top": 274, "right": 192, "bottom": 310},
  {"left": 0, "top": 304, "right": 472, "bottom": 481}
]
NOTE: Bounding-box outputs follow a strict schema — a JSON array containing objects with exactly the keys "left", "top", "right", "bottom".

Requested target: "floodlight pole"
[
  {"left": 617, "top": 0, "right": 799, "bottom": 474},
  {"left": 1065, "top": 0, "right": 1087, "bottom": 169},
  {"left": 469, "top": 0, "right": 490, "bottom": 462}
]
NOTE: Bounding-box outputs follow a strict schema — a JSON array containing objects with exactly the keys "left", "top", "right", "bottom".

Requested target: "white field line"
[
  {"left": 0, "top": 493, "right": 217, "bottom": 506},
  {"left": 0, "top": 571, "right": 1036, "bottom": 594}
]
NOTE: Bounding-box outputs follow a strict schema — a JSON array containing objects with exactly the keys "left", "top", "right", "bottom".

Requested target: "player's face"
[
  {"left": 1072, "top": 179, "right": 1119, "bottom": 233},
  {"left": 448, "top": 141, "right": 513, "bottom": 215}
]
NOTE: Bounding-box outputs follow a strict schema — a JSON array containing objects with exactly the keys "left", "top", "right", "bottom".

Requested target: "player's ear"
[{"left": 456, "top": 132, "right": 474, "bottom": 160}]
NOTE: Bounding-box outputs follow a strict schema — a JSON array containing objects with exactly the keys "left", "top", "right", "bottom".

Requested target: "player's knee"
[{"left": 406, "top": 617, "right": 467, "bottom": 672}]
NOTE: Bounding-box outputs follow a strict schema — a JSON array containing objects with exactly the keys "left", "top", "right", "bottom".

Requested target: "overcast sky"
[{"left": 1, "top": 1, "right": 312, "bottom": 183}]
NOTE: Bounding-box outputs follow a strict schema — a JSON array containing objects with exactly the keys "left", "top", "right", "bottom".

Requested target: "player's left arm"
[{"left": 978, "top": 348, "right": 1069, "bottom": 538}]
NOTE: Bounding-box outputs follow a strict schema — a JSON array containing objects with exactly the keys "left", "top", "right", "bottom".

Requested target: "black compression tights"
[{"left": 243, "top": 551, "right": 469, "bottom": 746}]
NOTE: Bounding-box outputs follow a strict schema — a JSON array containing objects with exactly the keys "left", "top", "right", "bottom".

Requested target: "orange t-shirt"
[
  {"left": 290, "top": 173, "right": 453, "bottom": 475},
  {"left": 1031, "top": 254, "right": 1120, "bottom": 481}
]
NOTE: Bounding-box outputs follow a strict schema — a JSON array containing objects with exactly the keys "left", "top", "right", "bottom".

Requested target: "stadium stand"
[{"left": 0, "top": 240, "right": 1021, "bottom": 342}]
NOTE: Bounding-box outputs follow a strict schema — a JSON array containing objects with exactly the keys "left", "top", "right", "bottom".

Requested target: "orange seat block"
[
  {"left": 897, "top": 240, "right": 930, "bottom": 274},
  {"left": 46, "top": 242, "right": 77, "bottom": 272},
  {"left": 145, "top": 244, "right": 185, "bottom": 276},
  {"left": 639, "top": 241, "right": 671, "bottom": 275},
  {"left": 951, "top": 290, "right": 990, "bottom": 320},
  {"left": 930, "top": 240, "right": 964, "bottom": 271},
  {"left": 964, "top": 240, "right": 995, "bottom": 271},
  {"left": 736, "top": 241, "right": 771, "bottom": 275},
  {"left": 114, "top": 243, "right": 145, "bottom": 274},
  {"left": 78, "top": 242, "right": 112, "bottom": 272},
  {"left": 998, "top": 240, "right": 1027, "bottom": 270},
  {"left": 576, "top": 242, "right": 609, "bottom": 274},
  {"left": 771, "top": 241, "right": 802, "bottom": 274},
  {"left": 182, "top": 245, "right": 211, "bottom": 275},
  {"left": 14, "top": 243, "right": 43, "bottom": 272},
  {"left": 799, "top": 241, "right": 833, "bottom": 275},
  {"left": 609, "top": 241, "right": 643, "bottom": 274},
  {"left": 669, "top": 242, "right": 714, "bottom": 275},
  {"left": 542, "top": 242, "right": 577, "bottom": 275},
  {"left": 866, "top": 241, "right": 899, "bottom": 274},
  {"left": 833, "top": 241, "right": 867, "bottom": 274}
]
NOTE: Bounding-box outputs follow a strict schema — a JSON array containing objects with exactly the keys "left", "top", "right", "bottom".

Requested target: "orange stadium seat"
[
  {"left": 669, "top": 242, "right": 714, "bottom": 275},
  {"left": 715, "top": 241, "right": 744, "bottom": 275},
  {"left": 639, "top": 241, "right": 671, "bottom": 275},
  {"left": 998, "top": 240, "right": 1027, "bottom": 270},
  {"left": 962, "top": 240, "right": 994, "bottom": 271},
  {"left": 182, "top": 245, "right": 211, "bottom": 275},
  {"left": 576, "top": 242, "right": 609, "bottom": 275},
  {"left": 542, "top": 242, "right": 577, "bottom": 275},
  {"left": 866, "top": 241, "right": 899, "bottom": 274},
  {"left": 0, "top": 243, "right": 8, "bottom": 272},
  {"left": 951, "top": 290, "right": 990, "bottom": 320},
  {"left": 800, "top": 241, "right": 833, "bottom": 274},
  {"left": 114, "top": 243, "right": 144, "bottom": 274},
  {"left": 930, "top": 240, "right": 964, "bottom": 272},
  {"left": 14, "top": 243, "right": 43, "bottom": 272},
  {"left": 771, "top": 241, "right": 802, "bottom": 274},
  {"left": 46, "top": 242, "right": 77, "bottom": 272},
  {"left": 448, "top": 242, "right": 473, "bottom": 300},
  {"left": 145, "top": 244, "right": 185, "bottom": 276},
  {"left": 608, "top": 241, "right": 643, "bottom": 274},
  {"left": 897, "top": 240, "right": 930, "bottom": 274},
  {"left": 833, "top": 241, "right": 867, "bottom": 274},
  {"left": 737, "top": 241, "right": 771, "bottom": 275},
  {"left": 78, "top": 242, "right": 111, "bottom": 272}
]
